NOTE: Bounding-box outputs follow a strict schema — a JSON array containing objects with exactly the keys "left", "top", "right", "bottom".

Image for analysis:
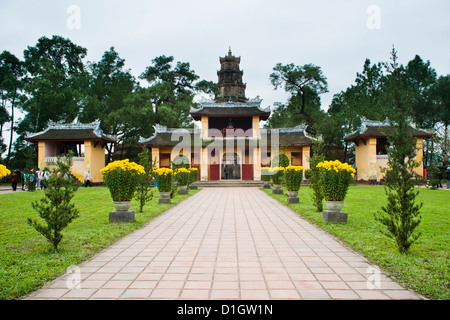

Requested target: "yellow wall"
[
  {"left": 84, "top": 141, "right": 106, "bottom": 183},
  {"left": 201, "top": 116, "right": 208, "bottom": 138},
  {"left": 355, "top": 137, "right": 424, "bottom": 181},
  {"left": 355, "top": 138, "right": 377, "bottom": 181},
  {"left": 38, "top": 140, "right": 106, "bottom": 183}
]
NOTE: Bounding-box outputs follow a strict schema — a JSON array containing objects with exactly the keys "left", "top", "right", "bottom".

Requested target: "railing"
[
  {"left": 376, "top": 154, "right": 389, "bottom": 160},
  {"left": 208, "top": 129, "right": 254, "bottom": 138},
  {"left": 45, "top": 157, "right": 84, "bottom": 163}
]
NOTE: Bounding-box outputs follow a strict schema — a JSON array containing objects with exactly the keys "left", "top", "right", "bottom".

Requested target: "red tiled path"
[{"left": 26, "top": 188, "right": 425, "bottom": 300}]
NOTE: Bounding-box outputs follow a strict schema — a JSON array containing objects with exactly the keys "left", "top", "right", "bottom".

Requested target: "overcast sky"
[{"left": 1, "top": 0, "right": 450, "bottom": 144}]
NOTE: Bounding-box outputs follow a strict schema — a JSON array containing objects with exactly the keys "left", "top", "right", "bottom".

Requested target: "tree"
[
  {"left": 139, "top": 55, "right": 216, "bottom": 128},
  {"left": 374, "top": 47, "right": 423, "bottom": 254},
  {"left": 28, "top": 152, "right": 80, "bottom": 250},
  {"left": 269, "top": 63, "right": 328, "bottom": 134},
  {"left": 433, "top": 75, "right": 450, "bottom": 167},
  {"left": 134, "top": 149, "right": 156, "bottom": 213},
  {"left": 78, "top": 47, "right": 136, "bottom": 161},
  {"left": 19, "top": 36, "right": 87, "bottom": 135},
  {"left": 308, "top": 140, "right": 326, "bottom": 212},
  {"left": 0, "top": 51, "right": 26, "bottom": 165}
]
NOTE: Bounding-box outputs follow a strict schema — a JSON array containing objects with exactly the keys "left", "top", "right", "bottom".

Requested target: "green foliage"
[
  {"left": 101, "top": 159, "right": 145, "bottom": 202},
  {"left": 174, "top": 168, "right": 190, "bottom": 187},
  {"left": 268, "top": 63, "right": 328, "bottom": 134},
  {"left": 188, "top": 168, "right": 199, "bottom": 187},
  {"left": 154, "top": 168, "right": 173, "bottom": 193},
  {"left": 309, "top": 141, "right": 326, "bottom": 211},
  {"left": 284, "top": 166, "right": 303, "bottom": 192},
  {"left": 317, "top": 160, "right": 355, "bottom": 201},
  {"left": 271, "top": 153, "right": 290, "bottom": 168},
  {"left": 20, "top": 36, "right": 87, "bottom": 134},
  {"left": 374, "top": 48, "right": 423, "bottom": 254},
  {"left": 134, "top": 149, "right": 156, "bottom": 213},
  {"left": 27, "top": 152, "right": 80, "bottom": 250}
]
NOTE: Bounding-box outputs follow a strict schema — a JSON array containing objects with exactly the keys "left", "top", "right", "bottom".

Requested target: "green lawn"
[
  {"left": 0, "top": 186, "right": 199, "bottom": 300},
  {"left": 263, "top": 185, "right": 450, "bottom": 300}
]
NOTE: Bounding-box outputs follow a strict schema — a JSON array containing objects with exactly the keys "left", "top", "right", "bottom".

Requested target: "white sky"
[{"left": 1, "top": 0, "right": 450, "bottom": 148}]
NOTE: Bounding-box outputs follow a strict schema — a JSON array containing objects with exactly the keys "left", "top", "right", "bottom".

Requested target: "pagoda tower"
[{"left": 216, "top": 48, "right": 248, "bottom": 103}]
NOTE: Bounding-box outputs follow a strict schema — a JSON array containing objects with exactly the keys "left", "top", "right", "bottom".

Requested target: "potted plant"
[
  {"left": 316, "top": 160, "right": 356, "bottom": 212},
  {"left": 284, "top": 165, "right": 304, "bottom": 198},
  {"left": 153, "top": 168, "right": 173, "bottom": 203},
  {"left": 269, "top": 167, "right": 285, "bottom": 194},
  {"left": 261, "top": 167, "right": 271, "bottom": 189},
  {"left": 174, "top": 167, "right": 190, "bottom": 194},
  {"left": 101, "top": 159, "right": 145, "bottom": 212},
  {"left": 188, "top": 167, "right": 199, "bottom": 189}
]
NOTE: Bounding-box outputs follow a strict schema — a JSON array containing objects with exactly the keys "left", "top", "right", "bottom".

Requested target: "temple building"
[
  {"left": 344, "top": 119, "right": 433, "bottom": 182},
  {"left": 25, "top": 121, "right": 117, "bottom": 183},
  {"left": 140, "top": 49, "right": 316, "bottom": 182}
]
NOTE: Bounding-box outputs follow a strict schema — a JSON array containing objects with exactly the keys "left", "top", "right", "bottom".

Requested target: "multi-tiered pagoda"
[{"left": 141, "top": 49, "right": 315, "bottom": 182}]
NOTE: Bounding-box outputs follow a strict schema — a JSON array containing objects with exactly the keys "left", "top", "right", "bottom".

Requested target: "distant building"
[
  {"left": 140, "top": 49, "right": 316, "bottom": 181},
  {"left": 26, "top": 121, "right": 117, "bottom": 183},
  {"left": 344, "top": 119, "right": 434, "bottom": 182}
]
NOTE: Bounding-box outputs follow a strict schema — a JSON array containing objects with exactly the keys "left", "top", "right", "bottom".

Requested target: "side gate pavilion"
[
  {"left": 26, "top": 121, "right": 117, "bottom": 183},
  {"left": 140, "top": 49, "right": 316, "bottom": 182},
  {"left": 344, "top": 119, "right": 433, "bottom": 182}
]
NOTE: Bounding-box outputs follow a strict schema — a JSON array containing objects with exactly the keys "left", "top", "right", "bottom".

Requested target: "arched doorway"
[{"left": 221, "top": 152, "right": 241, "bottom": 180}]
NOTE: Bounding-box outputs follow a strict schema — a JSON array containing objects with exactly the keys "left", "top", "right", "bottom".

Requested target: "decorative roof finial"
[{"left": 228, "top": 46, "right": 232, "bottom": 56}]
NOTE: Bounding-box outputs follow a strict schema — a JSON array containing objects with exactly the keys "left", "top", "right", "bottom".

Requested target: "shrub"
[
  {"left": 154, "top": 168, "right": 173, "bottom": 192},
  {"left": 317, "top": 160, "right": 356, "bottom": 201},
  {"left": 284, "top": 166, "right": 304, "bottom": 191},
  {"left": 174, "top": 167, "right": 190, "bottom": 186},
  {"left": 261, "top": 167, "right": 271, "bottom": 182},
  {"left": 134, "top": 149, "right": 156, "bottom": 213},
  {"left": 27, "top": 153, "right": 80, "bottom": 250},
  {"left": 269, "top": 167, "right": 285, "bottom": 185},
  {"left": 188, "top": 167, "right": 198, "bottom": 187},
  {"left": 101, "top": 159, "right": 145, "bottom": 202}
]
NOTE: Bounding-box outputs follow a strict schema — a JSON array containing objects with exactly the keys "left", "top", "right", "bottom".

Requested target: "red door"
[
  {"left": 209, "top": 165, "right": 220, "bottom": 181},
  {"left": 242, "top": 164, "right": 254, "bottom": 181}
]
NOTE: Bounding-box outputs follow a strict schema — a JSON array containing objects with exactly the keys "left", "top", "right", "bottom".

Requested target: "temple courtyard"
[{"left": 23, "top": 187, "right": 426, "bottom": 300}]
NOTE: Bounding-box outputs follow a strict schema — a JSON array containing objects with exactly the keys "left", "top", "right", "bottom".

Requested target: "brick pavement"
[{"left": 26, "top": 187, "right": 425, "bottom": 300}]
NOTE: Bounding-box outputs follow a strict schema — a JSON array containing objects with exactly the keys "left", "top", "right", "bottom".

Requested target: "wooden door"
[
  {"left": 209, "top": 164, "right": 220, "bottom": 181},
  {"left": 242, "top": 164, "right": 254, "bottom": 181}
]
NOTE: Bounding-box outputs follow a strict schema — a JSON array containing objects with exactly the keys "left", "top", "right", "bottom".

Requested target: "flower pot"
[
  {"left": 159, "top": 192, "right": 171, "bottom": 199},
  {"left": 113, "top": 201, "right": 132, "bottom": 212},
  {"left": 325, "top": 201, "right": 344, "bottom": 212},
  {"left": 287, "top": 190, "right": 298, "bottom": 198},
  {"left": 179, "top": 186, "right": 188, "bottom": 195}
]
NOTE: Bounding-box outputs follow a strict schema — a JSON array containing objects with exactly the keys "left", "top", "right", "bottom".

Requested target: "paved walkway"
[{"left": 26, "top": 188, "right": 425, "bottom": 300}]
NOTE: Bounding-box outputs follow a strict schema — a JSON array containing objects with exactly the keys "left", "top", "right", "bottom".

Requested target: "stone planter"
[
  {"left": 110, "top": 201, "right": 135, "bottom": 223},
  {"left": 179, "top": 185, "right": 188, "bottom": 195},
  {"left": 113, "top": 201, "right": 132, "bottom": 212},
  {"left": 325, "top": 200, "right": 344, "bottom": 212},
  {"left": 287, "top": 190, "right": 299, "bottom": 204},
  {"left": 287, "top": 190, "right": 298, "bottom": 198},
  {"left": 323, "top": 200, "right": 347, "bottom": 223},
  {"left": 272, "top": 184, "right": 283, "bottom": 194},
  {"left": 159, "top": 191, "right": 171, "bottom": 204}
]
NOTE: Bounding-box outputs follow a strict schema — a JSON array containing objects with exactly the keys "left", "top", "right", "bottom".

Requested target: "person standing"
[
  {"left": 84, "top": 170, "right": 93, "bottom": 187},
  {"left": 446, "top": 166, "right": 450, "bottom": 189},
  {"left": 11, "top": 170, "right": 19, "bottom": 191}
]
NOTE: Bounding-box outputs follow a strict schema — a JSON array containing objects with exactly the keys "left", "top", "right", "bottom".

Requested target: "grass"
[
  {"left": 262, "top": 185, "right": 450, "bottom": 300},
  {"left": 0, "top": 186, "right": 199, "bottom": 300}
]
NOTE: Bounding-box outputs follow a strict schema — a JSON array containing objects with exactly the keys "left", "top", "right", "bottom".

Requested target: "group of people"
[
  {"left": 10, "top": 168, "right": 50, "bottom": 192},
  {"left": 10, "top": 168, "right": 94, "bottom": 191}
]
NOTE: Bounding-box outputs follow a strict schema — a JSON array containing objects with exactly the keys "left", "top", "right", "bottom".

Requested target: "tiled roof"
[
  {"left": 344, "top": 119, "right": 433, "bottom": 142},
  {"left": 25, "top": 121, "right": 117, "bottom": 143}
]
